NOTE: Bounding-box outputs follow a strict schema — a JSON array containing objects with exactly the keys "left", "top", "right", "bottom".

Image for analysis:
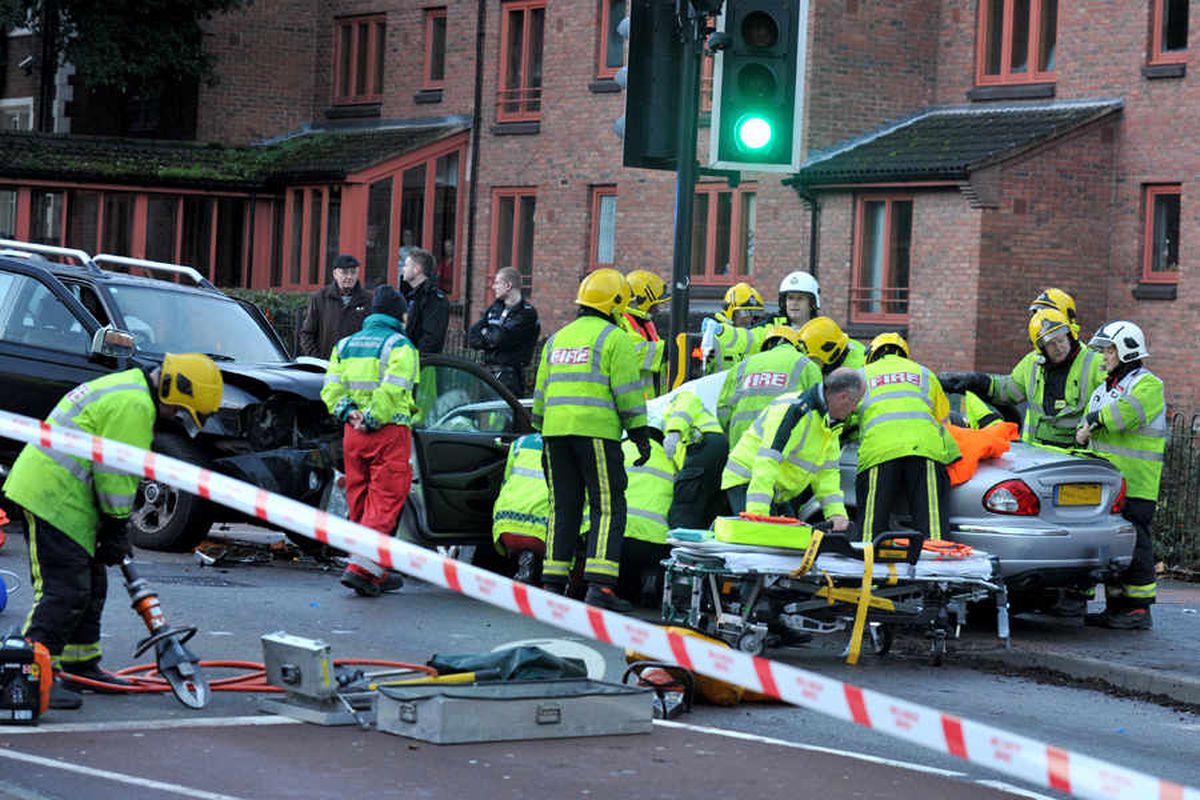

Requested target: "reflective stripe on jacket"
[
  {"left": 856, "top": 354, "right": 957, "bottom": 472},
  {"left": 492, "top": 433, "right": 549, "bottom": 545},
  {"left": 532, "top": 315, "right": 647, "bottom": 439},
  {"left": 1087, "top": 367, "right": 1166, "bottom": 501},
  {"left": 621, "top": 439, "right": 676, "bottom": 545},
  {"left": 720, "top": 387, "right": 846, "bottom": 519},
  {"left": 988, "top": 346, "right": 1104, "bottom": 447},
  {"left": 321, "top": 314, "right": 420, "bottom": 429},
  {"left": 2, "top": 368, "right": 155, "bottom": 553},
  {"left": 717, "top": 346, "right": 820, "bottom": 444}
]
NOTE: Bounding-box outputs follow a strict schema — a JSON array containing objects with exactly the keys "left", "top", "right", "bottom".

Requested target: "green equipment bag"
[{"left": 712, "top": 515, "right": 815, "bottom": 550}]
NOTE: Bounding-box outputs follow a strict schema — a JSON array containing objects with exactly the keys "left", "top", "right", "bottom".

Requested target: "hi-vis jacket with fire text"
[
  {"left": 857, "top": 354, "right": 958, "bottom": 472},
  {"left": 3, "top": 369, "right": 155, "bottom": 553},
  {"left": 321, "top": 313, "right": 420, "bottom": 429},
  {"left": 721, "top": 385, "right": 846, "bottom": 519},
  {"left": 532, "top": 315, "right": 647, "bottom": 439},
  {"left": 987, "top": 346, "right": 1104, "bottom": 447},
  {"left": 1085, "top": 367, "right": 1166, "bottom": 501},
  {"left": 717, "top": 345, "right": 820, "bottom": 444},
  {"left": 492, "top": 433, "right": 550, "bottom": 548}
]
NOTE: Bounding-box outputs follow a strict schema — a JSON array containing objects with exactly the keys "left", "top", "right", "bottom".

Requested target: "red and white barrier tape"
[{"left": 0, "top": 409, "right": 1193, "bottom": 800}]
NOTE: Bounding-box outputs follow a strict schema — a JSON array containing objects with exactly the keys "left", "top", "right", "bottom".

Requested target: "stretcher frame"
[{"left": 660, "top": 537, "right": 1011, "bottom": 665}]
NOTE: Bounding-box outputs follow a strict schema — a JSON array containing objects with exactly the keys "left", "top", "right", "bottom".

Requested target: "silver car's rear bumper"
[{"left": 950, "top": 520, "right": 1136, "bottom": 587}]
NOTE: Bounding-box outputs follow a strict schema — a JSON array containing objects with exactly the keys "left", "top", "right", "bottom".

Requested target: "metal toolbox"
[
  {"left": 261, "top": 631, "right": 336, "bottom": 700},
  {"left": 375, "top": 679, "right": 654, "bottom": 744}
]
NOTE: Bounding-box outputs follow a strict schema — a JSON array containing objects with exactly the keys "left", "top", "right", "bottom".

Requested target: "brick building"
[{"left": 0, "top": 1, "right": 1195, "bottom": 413}]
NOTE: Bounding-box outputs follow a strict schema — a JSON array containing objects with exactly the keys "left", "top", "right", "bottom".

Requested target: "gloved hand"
[
  {"left": 940, "top": 371, "right": 989, "bottom": 396},
  {"left": 700, "top": 318, "right": 723, "bottom": 340},
  {"left": 663, "top": 430, "right": 682, "bottom": 461},
  {"left": 628, "top": 426, "right": 653, "bottom": 467},
  {"left": 95, "top": 515, "right": 132, "bottom": 566}
]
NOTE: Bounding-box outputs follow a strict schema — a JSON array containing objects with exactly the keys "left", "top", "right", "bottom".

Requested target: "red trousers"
[{"left": 343, "top": 424, "right": 413, "bottom": 535}]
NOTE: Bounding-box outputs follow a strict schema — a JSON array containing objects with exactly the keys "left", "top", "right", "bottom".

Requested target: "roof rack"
[
  {"left": 0, "top": 238, "right": 93, "bottom": 266},
  {"left": 92, "top": 253, "right": 214, "bottom": 290}
]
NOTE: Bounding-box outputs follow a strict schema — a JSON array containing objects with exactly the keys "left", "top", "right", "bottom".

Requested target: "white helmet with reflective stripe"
[
  {"left": 1089, "top": 320, "right": 1149, "bottom": 362},
  {"left": 778, "top": 270, "right": 821, "bottom": 310}
]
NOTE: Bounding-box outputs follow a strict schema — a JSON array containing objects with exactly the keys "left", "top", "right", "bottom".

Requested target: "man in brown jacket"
[{"left": 299, "top": 255, "right": 373, "bottom": 359}]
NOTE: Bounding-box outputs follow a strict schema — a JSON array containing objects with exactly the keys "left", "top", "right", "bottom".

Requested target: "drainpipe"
[
  {"left": 463, "top": 0, "right": 487, "bottom": 329},
  {"left": 793, "top": 183, "right": 820, "bottom": 280}
]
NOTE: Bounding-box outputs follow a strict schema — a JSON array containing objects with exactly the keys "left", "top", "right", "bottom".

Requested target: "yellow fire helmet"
[
  {"left": 159, "top": 353, "right": 223, "bottom": 437},
  {"left": 1028, "top": 307, "right": 1073, "bottom": 350},
  {"left": 1028, "top": 287, "right": 1079, "bottom": 337},
  {"left": 576, "top": 268, "right": 629, "bottom": 317},
  {"left": 722, "top": 282, "right": 765, "bottom": 318},
  {"left": 797, "top": 316, "right": 850, "bottom": 367},
  {"left": 625, "top": 270, "right": 670, "bottom": 314},
  {"left": 866, "top": 331, "right": 909, "bottom": 363},
  {"left": 761, "top": 324, "right": 804, "bottom": 351}
]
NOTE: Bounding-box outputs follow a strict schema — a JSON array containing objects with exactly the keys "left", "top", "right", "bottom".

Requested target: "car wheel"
[{"left": 129, "top": 433, "right": 213, "bottom": 552}]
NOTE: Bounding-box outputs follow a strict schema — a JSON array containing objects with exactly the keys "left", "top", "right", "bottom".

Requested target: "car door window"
[
  {"left": 415, "top": 362, "right": 518, "bottom": 433},
  {"left": 0, "top": 273, "right": 89, "bottom": 354}
]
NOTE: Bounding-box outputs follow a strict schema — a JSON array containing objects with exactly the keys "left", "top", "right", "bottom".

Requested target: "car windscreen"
[{"left": 104, "top": 284, "right": 287, "bottom": 363}]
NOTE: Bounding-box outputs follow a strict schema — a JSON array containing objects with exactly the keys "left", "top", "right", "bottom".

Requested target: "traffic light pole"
[{"left": 667, "top": 7, "right": 704, "bottom": 382}]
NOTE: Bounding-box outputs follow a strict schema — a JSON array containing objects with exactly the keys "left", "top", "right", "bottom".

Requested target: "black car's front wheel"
[{"left": 129, "top": 433, "right": 213, "bottom": 551}]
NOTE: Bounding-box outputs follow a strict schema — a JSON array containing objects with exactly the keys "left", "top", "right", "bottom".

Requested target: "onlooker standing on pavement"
[
  {"left": 401, "top": 247, "right": 449, "bottom": 355},
  {"left": 321, "top": 286, "right": 420, "bottom": 598},
  {"left": 1076, "top": 321, "right": 1166, "bottom": 630},
  {"left": 298, "top": 255, "right": 371, "bottom": 359},
  {"left": 467, "top": 266, "right": 540, "bottom": 396}
]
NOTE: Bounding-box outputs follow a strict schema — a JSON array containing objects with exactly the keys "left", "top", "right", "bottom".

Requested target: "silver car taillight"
[{"left": 983, "top": 479, "right": 1041, "bottom": 516}]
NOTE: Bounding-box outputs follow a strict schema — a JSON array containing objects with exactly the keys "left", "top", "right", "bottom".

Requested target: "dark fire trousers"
[
  {"left": 1108, "top": 497, "right": 1157, "bottom": 609},
  {"left": 542, "top": 435, "right": 626, "bottom": 587},
  {"left": 855, "top": 456, "right": 950, "bottom": 547},
  {"left": 22, "top": 512, "right": 108, "bottom": 669}
]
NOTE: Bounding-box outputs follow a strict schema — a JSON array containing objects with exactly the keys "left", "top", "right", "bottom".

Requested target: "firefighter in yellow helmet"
[
  {"left": 699, "top": 282, "right": 768, "bottom": 371},
  {"left": 3, "top": 353, "right": 223, "bottom": 710},
  {"left": 797, "top": 316, "right": 868, "bottom": 374},
  {"left": 622, "top": 270, "right": 670, "bottom": 397},
  {"left": 1029, "top": 287, "right": 1080, "bottom": 338},
  {"left": 532, "top": 268, "right": 649, "bottom": 612}
]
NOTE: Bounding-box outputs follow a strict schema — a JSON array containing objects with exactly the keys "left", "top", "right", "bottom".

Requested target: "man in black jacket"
[
  {"left": 400, "top": 247, "right": 449, "bottom": 354},
  {"left": 467, "top": 266, "right": 540, "bottom": 396},
  {"left": 298, "top": 255, "right": 371, "bottom": 358}
]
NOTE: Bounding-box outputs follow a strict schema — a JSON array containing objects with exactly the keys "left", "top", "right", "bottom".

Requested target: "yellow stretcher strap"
[
  {"left": 846, "top": 543, "right": 875, "bottom": 666},
  {"left": 789, "top": 530, "right": 824, "bottom": 578},
  {"left": 814, "top": 585, "right": 895, "bottom": 612}
]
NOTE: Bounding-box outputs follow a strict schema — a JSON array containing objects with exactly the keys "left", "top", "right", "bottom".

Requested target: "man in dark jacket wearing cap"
[{"left": 299, "top": 255, "right": 372, "bottom": 359}]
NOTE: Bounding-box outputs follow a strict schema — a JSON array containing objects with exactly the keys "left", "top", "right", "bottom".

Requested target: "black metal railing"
[{"left": 1156, "top": 412, "right": 1200, "bottom": 574}]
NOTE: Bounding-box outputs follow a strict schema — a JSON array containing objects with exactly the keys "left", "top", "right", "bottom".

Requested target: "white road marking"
[
  {"left": 0, "top": 749, "right": 252, "bottom": 800},
  {"left": 974, "top": 779, "right": 1057, "bottom": 800},
  {"left": 654, "top": 719, "right": 968, "bottom": 777},
  {"left": 0, "top": 714, "right": 301, "bottom": 735}
]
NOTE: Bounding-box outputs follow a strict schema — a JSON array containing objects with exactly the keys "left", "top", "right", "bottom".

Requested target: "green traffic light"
[{"left": 735, "top": 115, "right": 773, "bottom": 151}]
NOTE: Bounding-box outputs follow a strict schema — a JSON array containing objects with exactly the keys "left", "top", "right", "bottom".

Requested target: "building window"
[
  {"left": 334, "top": 14, "right": 386, "bottom": 105},
  {"left": 597, "top": 0, "right": 626, "bottom": 79},
  {"left": 283, "top": 187, "right": 343, "bottom": 289},
  {"left": 0, "top": 188, "right": 16, "bottom": 238},
  {"left": 492, "top": 188, "right": 537, "bottom": 292},
  {"left": 1151, "top": 0, "right": 1189, "bottom": 64},
  {"left": 852, "top": 195, "right": 912, "bottom": 322},
  {"left": 690, "top": 183, "right": 755, "bottom": 284},
  {"left": 589, "top": 186, "right": 618, "bottom": 271},
  {"left": 30, "top": 190, "right": 64, "bottom": 245},
  {"left": 424, "top": 7, "right": 447, "bottom": 88},
  {"left": 976, "top": 0, "right": 1057, "bottom": 86},
  {"left": 0, "top": 98, "right": 33, "bottom": 131},
  {"left": 1143, "top": 185, "right": 1181, "bottom": 283},
  {"left": 497, "top": 1, "right": 545, "bottom": 123}
]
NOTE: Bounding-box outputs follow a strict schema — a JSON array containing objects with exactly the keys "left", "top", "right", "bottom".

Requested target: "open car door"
[{"left": 407, "top": 355, "right": 533, "bottom": 546}]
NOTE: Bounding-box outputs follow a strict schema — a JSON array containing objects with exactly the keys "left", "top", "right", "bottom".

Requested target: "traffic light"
[
  {"left": 615, "top": 0, "right": 682, "bottom": 171},
  {"left": 709, "top": 0, "right": 807, "bottom": 172}
]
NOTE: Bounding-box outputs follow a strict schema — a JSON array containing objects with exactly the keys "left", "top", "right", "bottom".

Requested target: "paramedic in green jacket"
[
  {"left": 615, "top": 433, "right": 676, "bottom": 606},
  {"left": 721, "top": 368, "right": 864, "bottom": 525},
  {"left": 2, "top": 354, "right": 223, "bottom": 709},
  {"left": 491, "top": 433, "right": 550, "bottom": 585}
]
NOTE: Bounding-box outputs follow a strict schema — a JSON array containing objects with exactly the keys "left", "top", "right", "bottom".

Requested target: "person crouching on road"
[
  {"left": 1076, "top": 321, "right": 1166, "bottom": 630},
  {"left": 322, "top": 286, "right": 420, "bottom": 598},
  {"left": 532, "top": 268, "right": 650, "bottom": 613},
  {"left": 2, "top": 353, "right": 223, "bottom": 710},
  {"left": 721, "top": 368, "right": 864, "bottom": 527}
]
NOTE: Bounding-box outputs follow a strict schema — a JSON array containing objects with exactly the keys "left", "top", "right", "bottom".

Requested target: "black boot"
[
  {"left": 513, "top": 550, "right": 540, "bottom": 584},
  {"left": 49, "top": 677, "right": 83, "bottom": 710},
  {"left": 61, "top": 662, "right": 134, "bottom": 694},
  {"left": 585, "top": 584, "right": 634, "bottom": 613}
]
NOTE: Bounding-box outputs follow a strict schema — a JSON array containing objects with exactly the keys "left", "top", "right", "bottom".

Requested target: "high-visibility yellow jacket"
[
  {"left": 3, "top": 369, "right": 155, "bottom": 553},
  {"left": 492, "top": 433, "right": 549, "bottom": 549},
  {"left": 322, "top": 314, "right": 420, "bottom": 429},
  {"left": 621, "top": 439, "right": 676, "bottom": 545},
  {"left": 987, "top": 346, "right": 1104, "bottom": 447},
  {"left": 857, "top": 354, "right": 958, "bottom": 472},
  {"left": 706, "top": 313, "right": 770, "bottom": 373},
  {"left": 1086, "top": 367, "right": 1166, "bottom": 501},
  {"left": 721, "top": 386, "right": 847, "bottom": 519},
  {"left": 841, "top": 339, "right": 867, "bottom": 370},
  {"left": 717, "top": 346, "right": 820, "bottom": 444},
  {"left": 620, "top": 310, "right": 667, "bottom": 400},
  {"left": 949, "top": 390, "right": 1003, "bottom": 428},
  {"left": 662, "top": 390, "right": 724, "bottom": 469},
  {"left": 532, "top": 314, "right": 647, "bottom": 439}
]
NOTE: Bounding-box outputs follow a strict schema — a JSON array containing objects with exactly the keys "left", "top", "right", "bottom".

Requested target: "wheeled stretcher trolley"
[{"left": 661, "top": 516, "right": 1010, "bottom": 665}]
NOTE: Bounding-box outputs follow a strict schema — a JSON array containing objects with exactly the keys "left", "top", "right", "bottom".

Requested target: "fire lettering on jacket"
[
  {"left": 744, "top": 371, "right": 788, "bottom": 389},
  {"left": 869, "top": 371, "right": 921, "bottom": 389},
  {"left": 550, "top": 347, "right": 591, "bottom": 366}
]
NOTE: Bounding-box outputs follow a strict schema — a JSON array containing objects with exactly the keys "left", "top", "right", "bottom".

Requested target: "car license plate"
[{"left": 1056, "top": 483, "right": 1101, "bottom": 506}]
